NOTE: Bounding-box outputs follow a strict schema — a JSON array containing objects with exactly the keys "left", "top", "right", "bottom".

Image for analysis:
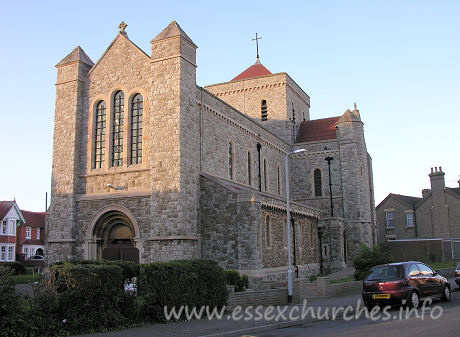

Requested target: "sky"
[{"left": 0, "top": 0, "right": 459, "bottom": 212}]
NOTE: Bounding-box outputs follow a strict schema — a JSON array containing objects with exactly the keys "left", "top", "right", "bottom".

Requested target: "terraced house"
[{"left": 47, "top": 21, "right": 376, "bottom": 283}]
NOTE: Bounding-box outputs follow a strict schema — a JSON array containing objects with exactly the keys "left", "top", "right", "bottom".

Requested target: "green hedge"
[
  {"left": 3, "top": 262, "right": 26, "bottom": 275},
  {"left": 138, "top": 260, "right": 228, "bottom": 321},
  {"left": 224, "top": 270, "right": 249, "bottom": 292}
]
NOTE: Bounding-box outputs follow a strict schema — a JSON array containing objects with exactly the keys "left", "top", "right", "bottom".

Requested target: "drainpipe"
[
  {"left": 291, "top": 217, "right": 299, "bottom": 278},
  {"left": 257, "top": 142, "right": 262, "bottom": 191}
]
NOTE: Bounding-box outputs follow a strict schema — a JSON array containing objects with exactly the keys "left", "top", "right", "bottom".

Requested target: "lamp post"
[{"left": 285, "top": 148, "right": 307, "bottom": 304}]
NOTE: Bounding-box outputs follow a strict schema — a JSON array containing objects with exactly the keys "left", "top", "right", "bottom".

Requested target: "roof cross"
[
  {"left": 252, "top": 33, "right": 262, "bottom": 59},
  {"left": 118, "top": 21, "right": 127, "bottom": 33}
]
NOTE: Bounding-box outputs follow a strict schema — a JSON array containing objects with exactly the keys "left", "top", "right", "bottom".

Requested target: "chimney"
[
  {"left": 422, "top": 189, "right": 431, "bottom": 198},
  {"left": 429, "top": 166, "right": 445, "bottom": 193}
]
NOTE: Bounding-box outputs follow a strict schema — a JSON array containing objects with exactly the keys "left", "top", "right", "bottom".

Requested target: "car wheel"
[
  {"left": 408, "top": 291, "right": 420, "bottom": 308},
  {"left": 442, "top": 285, "right": 451, "bottom": 302}
]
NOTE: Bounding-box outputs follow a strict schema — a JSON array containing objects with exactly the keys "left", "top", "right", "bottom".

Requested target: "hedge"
[
  {"left": 353, "top": 244, "right": 393, "bottom": 280},
  {"left": 138, "top": 260, "right": 228, "bottom": 321}
]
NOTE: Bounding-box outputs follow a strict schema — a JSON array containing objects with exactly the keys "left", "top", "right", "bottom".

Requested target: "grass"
[
  {"left": 330, "top": 275, "right": 355, "bottom": 284},
  {"left": 13, "top": 273, "right": 40, "bottom": 284},
  {"left": 429, "top": 261, "right": 459, "bottom": 270}
]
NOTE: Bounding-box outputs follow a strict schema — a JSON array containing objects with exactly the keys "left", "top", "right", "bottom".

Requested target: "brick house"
[
  {"left": 17, "top": 210, "right": 45, "bottom": 259},
  {"left": 377, "top": 167, "right": 460, "bottom": 244},
  {"left": 0, "top": 201, "right": 24, "bottom": 263}
]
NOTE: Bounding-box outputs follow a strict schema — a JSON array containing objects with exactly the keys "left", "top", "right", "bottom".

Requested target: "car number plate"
[{"left": 373, "top": 293, "right": 390, "bottom": 299}]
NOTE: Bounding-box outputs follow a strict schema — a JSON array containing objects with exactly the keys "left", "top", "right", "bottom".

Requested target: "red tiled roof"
[
  {"left": 21, "top": 210, "right": 45, "bottom": 228},
  {"left": 296, "top": 116, "right": 341, "bottom": 143},
  {"left": 0, "top": 201, "right": 15, "bottom": 219},
  {"left": 231, "top": 60, "right": 272, "bottom": 81}
]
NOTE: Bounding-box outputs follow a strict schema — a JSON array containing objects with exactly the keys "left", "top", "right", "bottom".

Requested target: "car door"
[
  {"left": 417, "top": 263, "right": 440, "bottom": 296},
  {"left": 407, "top": 263, "right": 424, "bottom": 295}
]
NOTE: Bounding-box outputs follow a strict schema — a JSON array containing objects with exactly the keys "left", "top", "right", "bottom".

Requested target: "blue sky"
[{"left": 1, "top": 0, "right": 459, "bottom": 211}]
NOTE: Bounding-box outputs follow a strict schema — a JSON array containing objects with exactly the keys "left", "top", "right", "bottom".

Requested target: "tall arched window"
[
  {"left": 228, "top": 142, "right": 233, "bottom": 180},
  {"left": 261, "top": 100, "right": 268, "bottom": 121},
  {"left": 112, "top": 91, "right": 124, "bottom": 167},
  {"left": 94, "top": 101, "right": 106, "bottom": 168},
  {"left": 265, "top": 215, "right": 271, "bottom": 248},
  {"left": 130, "top": 93, "right": 143, "bottom": 164},
  {"left": 247, "top": 151, "right": 252, "bottom": 186},
  {"left": 314, "top": 169, "right": 322, "bottom": 197}
]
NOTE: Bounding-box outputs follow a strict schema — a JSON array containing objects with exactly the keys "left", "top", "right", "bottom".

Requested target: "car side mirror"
[{"left": 433, "top": 271, "right": 438, "bottom": 276}]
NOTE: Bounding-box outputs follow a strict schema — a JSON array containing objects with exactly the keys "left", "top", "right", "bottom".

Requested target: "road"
[{"left": 256, "top": 288, "right": 460, "bottom": 337}]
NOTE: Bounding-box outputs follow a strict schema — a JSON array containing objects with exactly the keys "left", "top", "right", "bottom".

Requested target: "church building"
[{"left": 46, "top": 21, "right": 376, "bottom": 283}]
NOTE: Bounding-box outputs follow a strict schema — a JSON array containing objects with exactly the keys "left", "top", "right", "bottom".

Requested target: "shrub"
[
  {"left": 224, "top": 270, "right": 249, "bottom": 292},
  {"left": 4, "top": 262, "right": 26, "bottom": 275},
  {"left": 138, "top": 260, "right": 228, "bottom": 321},
  {"left": 0, "top": 266, "right": 25, "bottom": 337},
  {"left": 353, "top": 244, "right": 393, "bottom": 280}
]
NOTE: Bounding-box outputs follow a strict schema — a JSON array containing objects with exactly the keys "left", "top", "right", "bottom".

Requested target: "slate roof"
[
  {"left": 446, "top": 188, "right": 460, "bottom": 198},
  {"left": 390, "top": 194, "right": 422, "bottom": 208},
  {"left": 231, "top": 59, "right": 272, "bottom": 82},
  {"left": 0, "top": 201, "right": 15, "bottom": 220},
  {"left": 56, "top": 46, "right": 94, "bottom": 67},
  {"left": 296, "top": 116, "right": 341, "bottom": 143}
]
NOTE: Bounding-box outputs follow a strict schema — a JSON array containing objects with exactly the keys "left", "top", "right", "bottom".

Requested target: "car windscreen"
[{"left": 366, "top": 265, "right": 403, "bottom": 281}]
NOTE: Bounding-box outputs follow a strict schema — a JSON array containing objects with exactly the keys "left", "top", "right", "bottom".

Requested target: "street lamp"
[{"left": 285, "top": 148, "right": 307, "bottom": 304}]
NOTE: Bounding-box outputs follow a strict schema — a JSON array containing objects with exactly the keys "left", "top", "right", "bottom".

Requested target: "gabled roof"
[
  {"left": 151, "top": 20, "right": 196, "bottom": 47},
  {"left": 56, "top": 46, "right": 94, "bottom": 67},
  {"left": 231, "top": 58, "right": 272, "bottom": 82},
  {"left": 376, "top": 193, "right": 422, "bottom": 209},
  {"left": 335, "top": 108, "right": 362, "bottom": 124},
  {"left": 0, "top": 201, "right": 15, "bottom": 219},
  {"left": 391, "top": 194, "right": 422, "bottom": 208},
  {"left": 20, "top": 210, "right": 45, "bottom": 228},
  {"left": 296, "top": 116, "right": 341, "bottom": 143}
]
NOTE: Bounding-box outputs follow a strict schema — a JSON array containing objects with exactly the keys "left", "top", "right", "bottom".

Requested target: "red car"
[{"left": 362, "top": 261, "right": 451, "bottom": 309}]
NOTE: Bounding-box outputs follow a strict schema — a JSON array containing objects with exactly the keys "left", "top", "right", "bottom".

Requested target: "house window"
[
  {"left": 263, "top": 159, "right": 267, "bottom": 191},
  {"left": 112, "top": 90, "right": 124, "bottom": 167},
  {"left": 228, "top": 142, "right": 233, "bottom": 180},
  {"left": 1, "top": 221, "right": 6, "bottom": 234},
  {"left": 0, "top": 246, "right": 5, "bottom": 261},
  {"left": 386, "top": 212, "right": 395, "bottom": 228},
  {"left": 406, "top": 213, "right": 414, "bottom": 227},
  {"left": 7, "top": 246, "right": 13, "bottom": 261},
  {"left": 130, "top": 93, "right": 143, "bottom": 164},
  {"left": 9, "top": 220, "right": 15, "bottom": 235},
  {"left": 247, "top": 151, "right": 251, "bottom": 186},
  {"left": 265, "top": 216, "right": 271, "bottom": 248},
  {"left": 277, "top": 166, "right": 281, "bottom": 195},
  {"left": 314, "top": 169, "right": 322, "bottom": 197},
  {"left": 36, "top": 228, "right": 40, "bottom": 240},
  {"left": 261, "top": 100, "right": 268, "bottom": 121},
  {"left": 94, "top": 101, "right": 106, "bottom": 168},
  {"left": 24, "top": 247, "right": 29, "bottom": 258},
  {"left": 26, "top": 226, "right": 31, "bottom": 239}
]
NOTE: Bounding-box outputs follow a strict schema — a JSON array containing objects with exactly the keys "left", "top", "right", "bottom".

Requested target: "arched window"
[
  {"left": 291, "top": 102, "right": 295, "bottom": 123},
  {"left": 130, "top": 93, "right": 143, "bottom": 164},
  {"left": 94, "top": 101, "right": 106, "bottom": 168},
  {"left": 265, "top": 215, "right": 271, "bottom": 248},
  {"left": 247, "top": 151, "right": 252, "bottom": 186},
  {"left": 112, "top": 91, "right": 124, "bottom": 167},
  {"left": 298, "top": 223, "right": 302, "bottom": 247},
  {"left": 228, "top": 142, "right": 233, "bottom": 180},
  {"left": 261, "top": 100, "right": 268, "bottom": 121},
  {"left": 314, "top": 169, "right": 322, "bottom": 197}
]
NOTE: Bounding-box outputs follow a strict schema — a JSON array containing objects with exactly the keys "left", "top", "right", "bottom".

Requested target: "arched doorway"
[{"left": 92, "top": 210, "right": 139, "bottom": 263}]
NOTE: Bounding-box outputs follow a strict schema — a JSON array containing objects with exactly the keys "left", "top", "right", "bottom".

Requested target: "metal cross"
[
  {"left": 118, "top": 21, "right": 127, "bottom": 33},
  {"left": 252, "top": 33, "right": 262, "bottom": 59}
]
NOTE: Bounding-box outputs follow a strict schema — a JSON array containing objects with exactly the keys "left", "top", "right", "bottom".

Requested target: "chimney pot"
[{"left": 431, "top": 167, "right": 434, "bottom": 173}]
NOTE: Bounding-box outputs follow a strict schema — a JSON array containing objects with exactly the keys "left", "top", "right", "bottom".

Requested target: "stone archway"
[{"left": 90, "top": 209, "right": 140, "bottom": 263}]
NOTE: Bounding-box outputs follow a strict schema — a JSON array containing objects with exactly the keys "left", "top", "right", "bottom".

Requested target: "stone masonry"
[{"left": 47, "top": 21, "right": 376, "bottom": 282}]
